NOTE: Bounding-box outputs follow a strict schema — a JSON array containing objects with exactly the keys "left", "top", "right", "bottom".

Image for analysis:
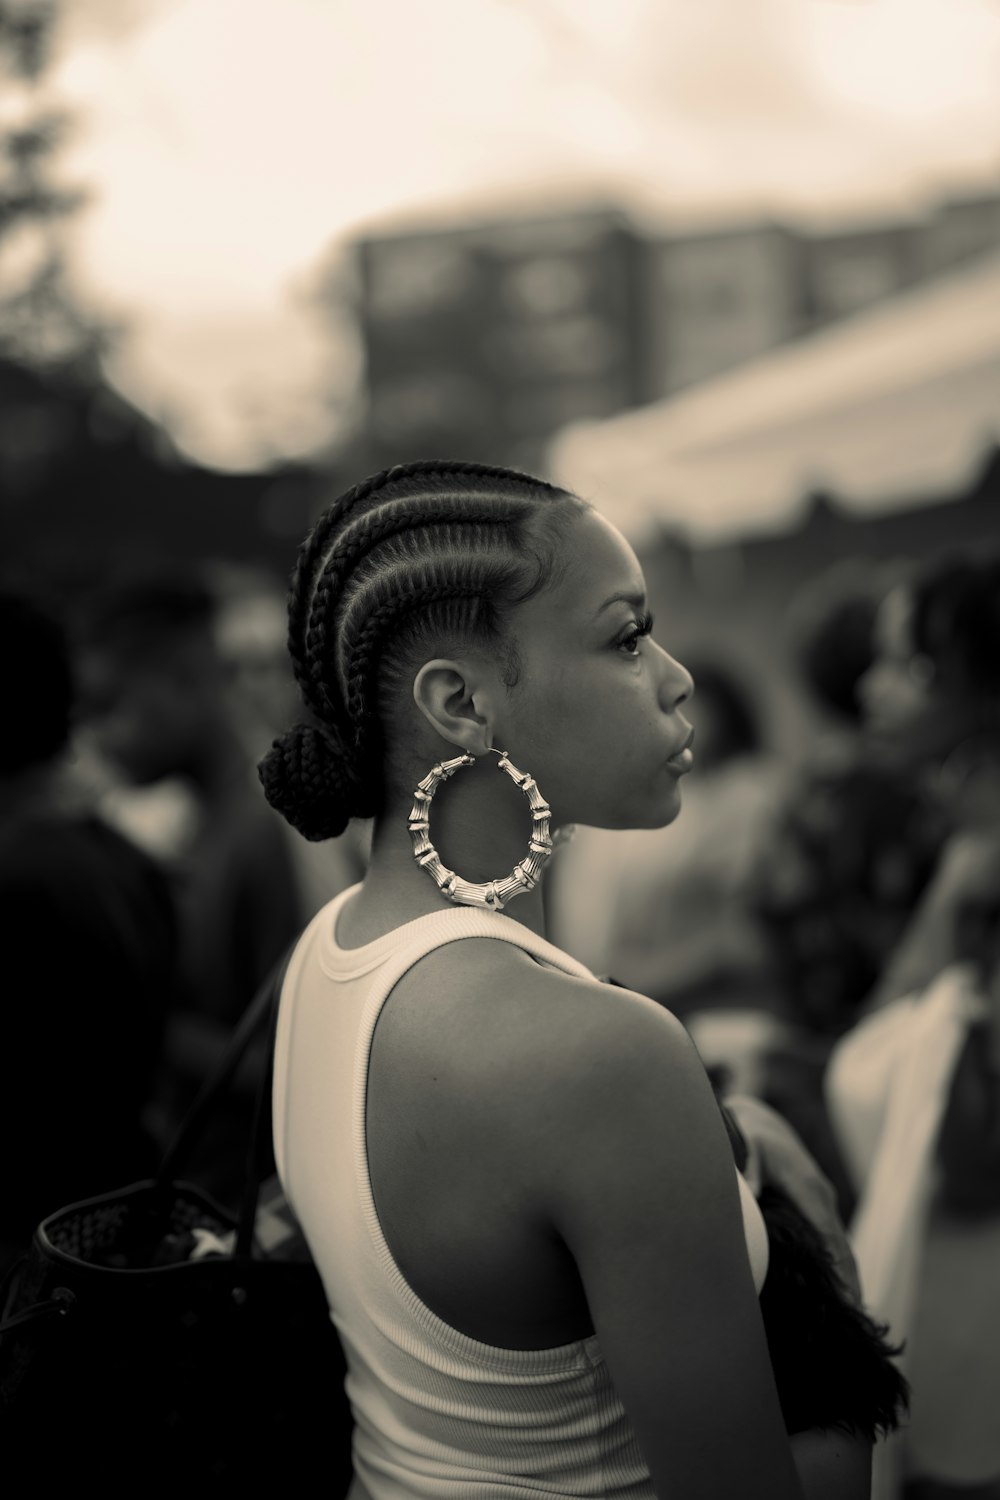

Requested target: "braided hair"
[{"left": 259, "top": 460, "right": 585, "bottom": 840}]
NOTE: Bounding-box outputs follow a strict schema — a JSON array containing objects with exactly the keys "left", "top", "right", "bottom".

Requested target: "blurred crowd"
[
  {"left": 1, "top": 539, "right": 998, "bottom": 1498},
  {"left": 0, "top": 559, "right": 369, "bottom": 1262}
]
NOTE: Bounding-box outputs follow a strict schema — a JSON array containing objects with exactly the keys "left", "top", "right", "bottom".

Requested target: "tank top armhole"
[{"left": 349, "top": 909, "right": 604, "bottom": 1369}]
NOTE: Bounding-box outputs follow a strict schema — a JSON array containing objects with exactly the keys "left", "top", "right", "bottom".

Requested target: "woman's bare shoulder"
[
  {"left": 390, "top": 937, "right": 708, "bottom": 1149},
  {"left": 397, "top": 935, "right": 689, "bottom": 1051}
]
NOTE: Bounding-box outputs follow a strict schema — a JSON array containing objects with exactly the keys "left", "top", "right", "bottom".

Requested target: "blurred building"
[
  {"left": 800, "top": 219, "right": 920, "bottom": 326},
  {"left": 644, "top": 220, "right": 805, "bottom": 396},
  {"left": 343, "top": 183, "right": 1000, "bottom": 475},
  {"left": 917, "top": 188, "right": 1000, "bottom": 279},
  {"left": 352, "top": 206, "right": 648, "bottom": 474},
  {"left": 644, "top": 185, "right": 1000, "bottom": 394}
]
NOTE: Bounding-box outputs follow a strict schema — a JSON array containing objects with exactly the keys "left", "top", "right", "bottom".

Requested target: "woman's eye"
[{"left": 618, "top": 613, "right": 654, "bottom": 655}]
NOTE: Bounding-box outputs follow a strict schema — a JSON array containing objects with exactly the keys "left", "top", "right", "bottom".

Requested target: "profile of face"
[{"left": 420, "top": 506, "right": 695, "bottom": 832}]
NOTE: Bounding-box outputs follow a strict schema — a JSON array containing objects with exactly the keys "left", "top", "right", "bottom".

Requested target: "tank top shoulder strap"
[
  {"left": 313, "top": 888, "right": 597, "bottom": 1018},
  {"left": 390, "top": 906, "right": 596, "bottom": 981}
]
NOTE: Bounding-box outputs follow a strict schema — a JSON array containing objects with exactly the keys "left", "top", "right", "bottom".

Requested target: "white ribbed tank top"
[{"left": 272, "top": 884, "right": 769, "bottom": 1500}]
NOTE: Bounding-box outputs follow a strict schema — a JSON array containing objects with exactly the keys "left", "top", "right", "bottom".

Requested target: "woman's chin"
[
  {"left": 575, "top": 780, "right": 685, "bottom": 832},
  {"left": 625, "top": 785, "right": 685, "bottom": 831}
]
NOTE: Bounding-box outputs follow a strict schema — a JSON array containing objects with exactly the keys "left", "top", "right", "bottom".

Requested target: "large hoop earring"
[{"left": 408, "top": 748, "right": 554, "bottom": 912}]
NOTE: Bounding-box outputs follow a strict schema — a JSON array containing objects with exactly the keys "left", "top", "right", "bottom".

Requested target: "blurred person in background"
[
  {"left": 0, "top": 587, "right": 176, "bottom": 1272},
  {"left": 791, "top": 560, "right": 889, "bottom": 749},
  {"left": 213, "top": 564, "right": 370, "bottom": 918},
  {"left": 76, "top": 564, "right": 310, "bottom": 1201},
  {"left": 853, "top": 551, "right": 1000, "bottom": 1013},
  {"left": 747, "top": 561, "right": 947, "bottom": 1218},
  {"left": 824, "top": 550, "right": 1000, "bottom": 1500},
  {"left": 752, "top": 558, "right": 943, "bottom": 1041}
]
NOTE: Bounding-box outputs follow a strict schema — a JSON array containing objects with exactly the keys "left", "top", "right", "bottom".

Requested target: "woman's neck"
[{"left": 337, "top": 758, "right": 552, "bottom": 947}]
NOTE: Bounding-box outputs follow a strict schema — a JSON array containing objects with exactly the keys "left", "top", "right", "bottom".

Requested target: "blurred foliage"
[
  {"left": 0, "top": 0, "right": 55, "bottom": 79},
  {"left": 0, "top": 1, "right": 335, "bottom": 589},
  {"left": 0, "top": 0, "right": 106, "bottom": 371}
]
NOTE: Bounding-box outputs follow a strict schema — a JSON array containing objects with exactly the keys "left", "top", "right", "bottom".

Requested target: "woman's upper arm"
[{"left": 532, "top": 986, "right": 804, "bottom": 1500}]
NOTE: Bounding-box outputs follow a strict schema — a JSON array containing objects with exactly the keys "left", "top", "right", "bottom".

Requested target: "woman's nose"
[{"left": 658, "top": 650, "right": 694, "bottom": 713}]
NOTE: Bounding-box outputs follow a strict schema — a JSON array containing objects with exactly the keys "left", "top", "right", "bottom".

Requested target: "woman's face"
[{"left": 495, "top": 505, "right": 695, "bottom": 830}]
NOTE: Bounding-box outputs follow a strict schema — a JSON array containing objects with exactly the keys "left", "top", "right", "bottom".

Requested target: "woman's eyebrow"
[{"left": 594, "top": 589, "right": 646, "bottom": 618}]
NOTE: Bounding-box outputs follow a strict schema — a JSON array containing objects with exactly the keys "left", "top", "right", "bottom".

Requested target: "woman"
[{"left": 260, "top": 460, "right": 873, "bottom": 1499}]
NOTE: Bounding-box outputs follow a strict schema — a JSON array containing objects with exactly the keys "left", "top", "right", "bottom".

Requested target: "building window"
[{"left": 366, "top": 242, "right": 474, "bottom": 319}]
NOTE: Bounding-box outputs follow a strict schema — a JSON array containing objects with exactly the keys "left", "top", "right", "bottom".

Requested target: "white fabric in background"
[{"left": 825, "top": 963, "right": 990, "bottom": 1498}]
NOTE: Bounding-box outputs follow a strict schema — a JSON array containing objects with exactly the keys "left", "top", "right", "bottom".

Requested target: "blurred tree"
[
  {"left": 0, "top": 0, "right": 105, "bottom": 371},
  {"left": 0, "top": 3, "right": 335, "bottom": 590}
]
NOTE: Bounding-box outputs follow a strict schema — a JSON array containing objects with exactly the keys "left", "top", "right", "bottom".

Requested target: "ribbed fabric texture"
[{"left": 272, "top": 885, "right": 769, "bottom": 1499}]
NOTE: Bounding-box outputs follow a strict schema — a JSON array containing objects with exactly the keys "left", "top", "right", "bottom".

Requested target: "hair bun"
[{"left": 258, "top": 722, "right": 366, "bottom": 841}]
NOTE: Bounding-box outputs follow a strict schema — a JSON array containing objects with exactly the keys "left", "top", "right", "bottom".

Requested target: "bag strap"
[
  {"left": 157, "top": 942, "right": 296, "bottom": 1190},
  {"left": 235, "top": 948, "right": 293, "bottom": 1259}
]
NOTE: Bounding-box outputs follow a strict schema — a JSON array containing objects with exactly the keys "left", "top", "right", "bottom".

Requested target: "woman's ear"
[{"left": 413, "top": 658, "right": 497, "bottom": 754}]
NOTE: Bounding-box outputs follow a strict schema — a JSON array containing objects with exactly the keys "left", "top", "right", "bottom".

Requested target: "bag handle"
[{"left": 0, "top": 1285, "right": 75, "bottom": 1334}]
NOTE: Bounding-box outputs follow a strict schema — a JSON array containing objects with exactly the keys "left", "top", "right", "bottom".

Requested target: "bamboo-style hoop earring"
[{"left": 408, "top": 748, "right": 554, "bottom": 912}]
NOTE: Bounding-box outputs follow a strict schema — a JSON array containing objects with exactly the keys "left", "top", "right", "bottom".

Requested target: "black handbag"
[{"left": 0, "top": 951, "right": 353, "bottom": 1491}]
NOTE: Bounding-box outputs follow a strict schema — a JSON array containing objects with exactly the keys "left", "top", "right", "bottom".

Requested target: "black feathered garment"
[{"left": 720, "top": 1101, "right": 910, "bottom": 1440}]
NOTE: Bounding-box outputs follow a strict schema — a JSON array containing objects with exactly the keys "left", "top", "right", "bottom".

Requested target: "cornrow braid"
[
  {"left": 301, "top": 497, "right": 510, "bottom": 724},
  {"left": 286, "top": 460, "right": 549, "bottom": 716},
  {"left": 259, "top": 459, "right": 584, "bottom": 840},
  {"left": 343, "top": 578, "right": 487, "bottom": 741},
  {"left": 285, "top": 465, "right": 403, "bottom": 719}
]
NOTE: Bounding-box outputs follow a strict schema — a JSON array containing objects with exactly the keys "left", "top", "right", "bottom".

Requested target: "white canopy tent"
[{"left": 548, "top": 249, "right": 1000, "bottom": 548}]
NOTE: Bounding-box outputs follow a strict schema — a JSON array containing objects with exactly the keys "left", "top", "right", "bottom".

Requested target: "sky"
[{"left": 44, "top": 0, "right": 1000, "bottom": 470}]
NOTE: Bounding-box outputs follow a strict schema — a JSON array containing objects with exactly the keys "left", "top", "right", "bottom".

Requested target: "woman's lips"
[{"left": 666, "top": 726, "right": 695, "bottom": 773}]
